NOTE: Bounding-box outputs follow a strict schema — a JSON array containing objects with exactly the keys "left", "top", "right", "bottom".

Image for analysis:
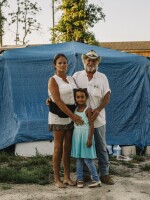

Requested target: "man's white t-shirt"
[{"left": 73, "top": 70, "right": 110, "bottom": 128}]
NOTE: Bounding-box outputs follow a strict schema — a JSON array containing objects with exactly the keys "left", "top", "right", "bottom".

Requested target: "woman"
[{"left": 48, "top": 54, "right": 83, "bottom": 188}]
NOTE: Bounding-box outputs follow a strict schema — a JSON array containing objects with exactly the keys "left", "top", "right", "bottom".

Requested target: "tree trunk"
[{"left": 0, "top": 5, "right": 3, "bottom": 47}]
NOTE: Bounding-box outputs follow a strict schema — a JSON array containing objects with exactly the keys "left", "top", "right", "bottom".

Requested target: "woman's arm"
[
  {"left": 86, "top": 108, "right": 94, "bottom": 147},
  {"left": 48, "top": 77, "right": 83, "bottom": 125}
]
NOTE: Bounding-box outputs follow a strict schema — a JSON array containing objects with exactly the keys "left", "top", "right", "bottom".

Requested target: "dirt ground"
[{"left": 0, "top": 159, "right": 150, "bottom": 200}]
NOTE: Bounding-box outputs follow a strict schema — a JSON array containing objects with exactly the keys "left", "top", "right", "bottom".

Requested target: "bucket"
[
  {"left": 146, "top": 146, "right": 150, "bottom": 155},
  {"left": 113, "top": 145, "right": 121, "bottom": 157},
  {"left": 107, "top": 145, "right": 113, "bottom": 155}
]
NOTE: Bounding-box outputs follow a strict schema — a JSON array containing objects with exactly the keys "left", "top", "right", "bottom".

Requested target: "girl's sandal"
[
  {"left": 77, "top": 181, "right": 84, "bottom": 188},
  {"left": 88, "top": 181, "right": 102, "bottom": 188}
]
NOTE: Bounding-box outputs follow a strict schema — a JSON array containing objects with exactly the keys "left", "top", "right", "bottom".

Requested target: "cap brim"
[{"left": 81, "top": 54, "right": 101, "bottom": 63}]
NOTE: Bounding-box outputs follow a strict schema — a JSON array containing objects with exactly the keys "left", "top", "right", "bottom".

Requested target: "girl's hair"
[
  {"left": 53, "top": 54, "right": 68, "bottom": 65},
  {"left": 74, "top": 88, "right": 89, "bottom": 98}
]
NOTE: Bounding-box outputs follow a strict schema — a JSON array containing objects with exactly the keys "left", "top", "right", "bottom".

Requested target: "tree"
[
  {"left": 50, "top": 0, "right": 105, "bottom": 45},
  {"left": 9, "top": 0, "right": 42, "bottom": 45},
  {"left": 0, "top": 0, "right": 8, "bottom": 47}
]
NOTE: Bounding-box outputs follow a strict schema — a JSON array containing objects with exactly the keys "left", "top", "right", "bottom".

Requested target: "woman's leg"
[
  {"left": 53, "top": 130, "right": 65, "bottom": 188},
  {"left": 84, "top": 159, "right": 100, "bottom": 182},
  {"left": 63, "top": 129, "right": 76, "bottom": 185}
]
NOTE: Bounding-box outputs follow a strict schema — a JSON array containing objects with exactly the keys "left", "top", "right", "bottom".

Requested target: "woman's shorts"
[{"left": 48, "top": 121, "right": 74, "bottom": 131}]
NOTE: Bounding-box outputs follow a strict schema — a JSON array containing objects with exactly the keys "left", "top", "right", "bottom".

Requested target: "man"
[{"left": 73, "top": 50, "right": 114, "bottom": 185}]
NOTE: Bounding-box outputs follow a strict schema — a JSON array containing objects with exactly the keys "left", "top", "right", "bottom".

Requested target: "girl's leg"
[
  {"left": 53, "top": 130, "right": 65, "bottom": 188},
  {"left": 84, "top": 159, "right": 100, "bottom": 182},
  {"left": 63, "top": 129, "right": 76, "bottom": 185},
  {"left": 76, "top": 158, "right": 84, "bottom": 181}
]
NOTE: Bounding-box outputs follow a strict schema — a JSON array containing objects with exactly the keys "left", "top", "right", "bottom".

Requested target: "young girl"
[{"left": 71, "top": 88, "right": 101, "bottom": 188}]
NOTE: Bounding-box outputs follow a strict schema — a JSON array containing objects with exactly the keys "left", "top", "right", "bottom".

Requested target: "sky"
[{"left": 3, "top": 0, "right": 150, "bottom": 45}]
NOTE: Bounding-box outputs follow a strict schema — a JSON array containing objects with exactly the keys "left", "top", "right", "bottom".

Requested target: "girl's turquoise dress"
[{"left": 71, "top": 107, "right": 97, "bottom": 159}]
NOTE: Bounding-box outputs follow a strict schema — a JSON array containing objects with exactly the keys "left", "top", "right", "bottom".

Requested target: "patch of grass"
[
  {"left": 0, "top": 165, "right": 53, "bottom": 185},
  {"left": 109, "top": 165, "right": 131, "bottom": 177},
  {"left": 1, "top": 183, "right": 12, "bottom": 190},
  {"left": 0, "top": 152, "right": 12, "bottom": 163},
  {"left": 109, "top": 155, "right": 118, "bottom": 162},
  {"left": 109, "top": 166, "right": 119, "bottom": 175},
  {"left": 140, "top": 164, "right": 150, "bottom": 171},
  {"left": 131, "top": 155, "right": 145, "bottom": 162},
  {"left": 121, "top": 161, "right": 135, "bottom": 168},
  {"left": 0, "top": 152, "right": 53, "bottom": 185},
  {"left": 121, "top": 173, "right": 131, "bottom": 177}
]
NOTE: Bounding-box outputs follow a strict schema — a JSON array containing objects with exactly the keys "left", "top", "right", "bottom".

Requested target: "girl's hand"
[
  {"left": 72, "top": 114, "right": 84, "bottom": 126},
  {"left": 87, "top": 139, "right": 92, "bottom": 147}
]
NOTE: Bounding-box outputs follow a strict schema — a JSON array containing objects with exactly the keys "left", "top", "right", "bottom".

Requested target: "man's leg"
[
  {"left": 94, "top": 125, "right": 109, "bottom": 175},
  {"left": 94, "top": 126, "right": 114, "bottom": 185}
]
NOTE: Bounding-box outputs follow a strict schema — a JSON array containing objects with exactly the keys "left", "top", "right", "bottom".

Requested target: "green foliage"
[{"left": 51, "top": 0, "right": 105, "bottom": 45}]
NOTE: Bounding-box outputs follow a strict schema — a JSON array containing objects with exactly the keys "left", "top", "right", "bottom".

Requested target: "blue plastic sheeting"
[{"left": 0, "top": 42, "right": 150, "bottom": 149}]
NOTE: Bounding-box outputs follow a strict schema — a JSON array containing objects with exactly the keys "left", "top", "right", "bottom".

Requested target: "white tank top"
[{"left": 48, "top": 75, "right": 77, "bottom": 125}]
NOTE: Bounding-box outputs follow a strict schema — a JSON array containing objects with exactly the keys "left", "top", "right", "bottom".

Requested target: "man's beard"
[{"left": 84, "top": 64, "right": 98, "bottom": 72}]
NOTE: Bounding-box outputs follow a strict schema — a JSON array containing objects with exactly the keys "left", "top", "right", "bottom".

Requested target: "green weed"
[
  {"left": 0, "top": 152, "right": 53, "bottom": 185},
  {"left": 121, "top": 161, "right": 135, "bottom": 168},
  {"left": 140, "top": 164, "right": 150, "bottom": 171},
  {"left": 131, "top": 155, "right": 145, "bottom": 162},
  {"left": 1, "top": 183, "right": 12, "bottom": 190}
]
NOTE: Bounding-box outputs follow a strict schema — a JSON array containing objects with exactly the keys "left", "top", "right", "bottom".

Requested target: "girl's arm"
[
  {"left": 48, "top": 77, "right": 83, "bottom": 125},
  {"left": 86, "top": 108, "right": 94, "bottom": 147}
]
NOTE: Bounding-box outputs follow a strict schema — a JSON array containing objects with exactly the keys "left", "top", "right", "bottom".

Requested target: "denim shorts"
[{"left": 48, "top": 121, "right": 74, "bottom": 131}]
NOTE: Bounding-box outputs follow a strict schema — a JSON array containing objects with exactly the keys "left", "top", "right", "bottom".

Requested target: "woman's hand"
[
  {"left": 46, "top": 98, "right": 51, "bottom": 106},
  {"left": 87, "top": 138, "right": 92, "bottom": 147},
  {"left": 72, "top": 114, "right": 84, "bottom": 126}
]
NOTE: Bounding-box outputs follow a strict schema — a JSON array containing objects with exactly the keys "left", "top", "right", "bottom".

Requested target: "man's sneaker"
[{"left": 101, "top": 175, "right": 114, "bottom": 185}]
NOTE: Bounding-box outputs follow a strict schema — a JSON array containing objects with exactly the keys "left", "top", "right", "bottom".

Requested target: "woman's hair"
[
  {"left": 53, "top": 53, "right": 68, "bottom": 65},
  {"left": 74, "top": 88, "right": 89, "bottom": 99}
]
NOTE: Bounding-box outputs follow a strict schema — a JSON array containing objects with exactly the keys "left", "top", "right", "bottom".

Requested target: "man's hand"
[{"left": 91, "top": 109, "right": 99, "bottom": 121}]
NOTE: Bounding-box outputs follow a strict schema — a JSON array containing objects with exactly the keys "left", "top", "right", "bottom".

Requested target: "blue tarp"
[{"left": 0, "top": 42, "right": 150, "bottom": 149}]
